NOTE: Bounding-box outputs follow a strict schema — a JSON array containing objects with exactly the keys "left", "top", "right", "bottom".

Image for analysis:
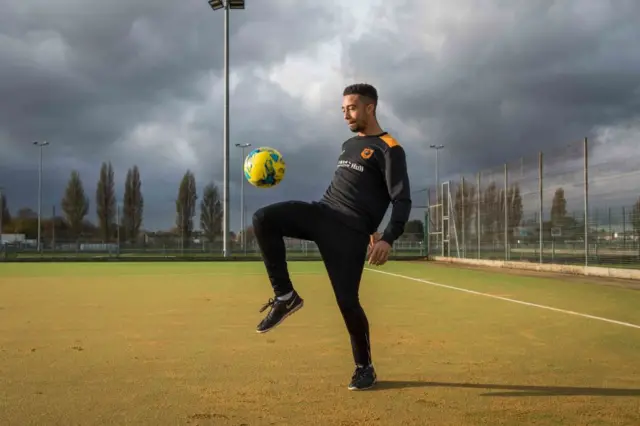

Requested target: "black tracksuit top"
[{"left": 319, "top": 132, "right": 412, "bottom": 245}]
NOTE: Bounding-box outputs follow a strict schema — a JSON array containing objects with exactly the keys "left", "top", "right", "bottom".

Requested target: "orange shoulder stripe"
[{"left": 379, "top": 134, "right": 399, "bottom": 148}]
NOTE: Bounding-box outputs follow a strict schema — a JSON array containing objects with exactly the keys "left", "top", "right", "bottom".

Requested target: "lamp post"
[
  {"left": 235, "top": 143, "right": 251, "bottom": 253},
  {"left": 33, "top": 141, "right": 50, "bottom": 252},
  {"left": 206, "top": 0, "right": 245, "bottom": 257}
]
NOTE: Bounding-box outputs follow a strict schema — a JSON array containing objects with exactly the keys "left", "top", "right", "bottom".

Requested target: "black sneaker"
[
  {"left": 348, "top": 365, "right": 377, "bottom": 391},
  {"left": 256, "top": 291, "right": 304, "bottom": 334}
]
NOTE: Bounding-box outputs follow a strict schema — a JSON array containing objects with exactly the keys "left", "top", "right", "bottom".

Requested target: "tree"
[
  {"left": 200, "top": 182, "right": 222, "bottom": 243},
  {"left": 176, "top": 170, "right": 197, "bottom": 247},
  {"left": 550, "top": 187, "right": 567, "bottom": 227},
  {"left": 403, "top": 219, "right": 424, "bottom": 241},
  {"left": 508, "top": 184, "right": 523, "bottom": 240},
  {"left": 632, "top": 197, "right": 640, "bottom": 242},
  {"left": 122, "top": 165, "right": 144, "bottom": 243},
  {"left": 238, "top": 226, "right": 255, "bottom": 248},
  {"left": 96, "top": 162, "right": 116, "bottom": 241},
  {"left": 493, "top": 183, "right": 524, "bottom": 246},
  {"left": 480, "top": 182, "right": 500, "bottom": 244},
  {"left": 61, "top": 170, "right": 90, "bottom": 238},
  {"left": 1, "top": 193, "right": 11, "bottom": 231},
  {"left": 11, "top": 208, "right": 38, "bottom": 238},
  {"left": 497, "top": 188, "right": 507, "bottom": 244},
  {"left": 453, "top": 181, "right": 476, "bottom": 241}
]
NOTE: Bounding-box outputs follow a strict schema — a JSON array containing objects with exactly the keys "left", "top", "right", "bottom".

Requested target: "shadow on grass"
[{"left": 373, "top": 381, "right": 640, "bottom": 397}]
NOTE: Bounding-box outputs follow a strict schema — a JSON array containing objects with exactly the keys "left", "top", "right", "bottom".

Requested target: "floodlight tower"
[
  {"left": 235, "top": 143, "right": 251, "bottom": 254},
  {"left": 33, "top": 140, "right": 50, "bottom": 253},
  {"left": 206, "top": 0, "right": 245, "bottom": 257}
]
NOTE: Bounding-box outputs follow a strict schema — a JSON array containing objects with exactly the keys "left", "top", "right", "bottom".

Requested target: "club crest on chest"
[{"left": 360, "top": 147, "right": 374, "bottom": 160}]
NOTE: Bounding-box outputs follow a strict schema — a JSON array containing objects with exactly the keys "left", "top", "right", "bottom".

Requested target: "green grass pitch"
[{"left": 1, "top": 261, "right": 639, "bottom": 425}]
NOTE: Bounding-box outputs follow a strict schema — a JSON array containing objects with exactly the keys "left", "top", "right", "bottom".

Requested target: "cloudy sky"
[{"left": 1, "top": 0, "right": 639, "bottom": 232}]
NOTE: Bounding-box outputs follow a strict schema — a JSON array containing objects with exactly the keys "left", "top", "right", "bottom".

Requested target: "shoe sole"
[
  {"left": 256, "top": 300, "right": 304, "bottom": 334},
  {"left": 348, "top": 379, "right": 377, "bottom": 391}
]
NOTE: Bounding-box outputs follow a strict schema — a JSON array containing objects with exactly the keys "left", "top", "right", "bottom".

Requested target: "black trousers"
[{"left": 252, "top": 200, "right": 372, "bottom": 367}]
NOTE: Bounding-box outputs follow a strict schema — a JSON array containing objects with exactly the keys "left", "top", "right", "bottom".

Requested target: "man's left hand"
[
  {"left": 368, "top": 239, "right": 391, "bottom": 266},
  {"left": 369, "top": 232, "right": 381, "bottom": 250}
]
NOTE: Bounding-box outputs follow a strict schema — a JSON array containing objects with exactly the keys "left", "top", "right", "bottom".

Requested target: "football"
[{"left": 243, "top": 147, "right": 286, "bottom": 188}]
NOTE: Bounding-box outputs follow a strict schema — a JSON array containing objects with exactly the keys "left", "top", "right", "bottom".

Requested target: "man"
[{"left": 252, "top": 83, "right": 412, "bottom": 391}]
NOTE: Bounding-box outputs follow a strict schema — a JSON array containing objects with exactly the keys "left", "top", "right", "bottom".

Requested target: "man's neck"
[{"left": 357, "top": 120, "right": 384, "bottom": 137}]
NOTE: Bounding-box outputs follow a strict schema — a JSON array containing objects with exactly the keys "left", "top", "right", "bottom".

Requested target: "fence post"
[
  {"left": 461, "top": 176, "right": 465, "bottom": 258},
  {"left": 584, "top": 137, "right": 589, "bottom": 267},
  {"left": 538, "top": 151, "right": 543, "bottom": 264},
  {"left": 622, "top": 206, "right": 626, "bottom": 249},
  {"left": 504, "top": 163, "right": 508, "bottom": 261},
  {"left": 52, "top": 205, "right": 56, "bottom": 252},
  {"left": 425, "top": 187, "right": 431, "bottom": 257},
  {"left": 477, "top": 172, "right": 481, "bottom": 259},
  {"left": 0, "top": 187, "right": 3, "bottom": 237},
  {"left": 423, "top": 209, "right": 429, "bottom": 257}
]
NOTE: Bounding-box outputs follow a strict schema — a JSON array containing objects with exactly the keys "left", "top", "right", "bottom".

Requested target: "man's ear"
[{"left": 366, "top": 103, "right": 376, "bottom": 115}]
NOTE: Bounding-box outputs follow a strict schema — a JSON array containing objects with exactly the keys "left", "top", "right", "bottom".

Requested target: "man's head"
[{"left": 342, "top": 83, "right": 378, "bottom": 133}]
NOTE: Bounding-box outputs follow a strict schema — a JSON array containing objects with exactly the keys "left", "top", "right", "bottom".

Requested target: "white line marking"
[{"left": 365, "top": 268, "right": 640, "bottom": 330}]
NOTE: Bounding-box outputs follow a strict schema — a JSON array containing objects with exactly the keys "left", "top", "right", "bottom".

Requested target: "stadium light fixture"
[
  {"left": 206, "top": 0, "right": 246, "bottom": 257},
  {"left": 207, "top": 0, "right": 224, "bottom": 11},
  {"left": 33, "top": 140, "right": 50, "bottom": 253},
  {"left": 228, "top": 0, "right": 245, "bottom": 9}
]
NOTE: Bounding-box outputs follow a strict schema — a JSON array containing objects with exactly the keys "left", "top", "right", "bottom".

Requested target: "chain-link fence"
[
  {"left": 2, "top": 137, "right": 638, "bottom": 268},
  {"left": 0, "top": 182, "right": 430, "bottom": 261},
  {"left": 0, "top": 232, "right": 428, "bottom": 261},
  {"left": 426, "top": 138, "right": 640, "bottom": 268}
]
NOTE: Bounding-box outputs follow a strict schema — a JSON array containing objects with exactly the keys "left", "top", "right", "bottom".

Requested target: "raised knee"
[
  {"left": 252, "top": 207, "right": 266, "bottom": 227},
  {"left": 252, "top": 205, "right": 276, "bottom": 231}
]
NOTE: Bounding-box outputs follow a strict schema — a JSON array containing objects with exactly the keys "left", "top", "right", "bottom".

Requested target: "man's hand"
[
  {"left": 369, "top": 232, "right": 381, "bottom": 250},
  {"left": 368, "top": 232, "right": 391, "bottom": 266}
]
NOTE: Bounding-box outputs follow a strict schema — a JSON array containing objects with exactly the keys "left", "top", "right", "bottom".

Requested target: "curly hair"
[
  {"left": 343, "top": 83, "right": 378, "bottom": 102},
  {"left": 343, "top": 83, "right": 378, "bottom": 114}
]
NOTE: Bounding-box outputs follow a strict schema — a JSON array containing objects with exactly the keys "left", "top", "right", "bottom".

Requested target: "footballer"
[{"left": 252, "top": 83, "right": 412, "bottom": 390}]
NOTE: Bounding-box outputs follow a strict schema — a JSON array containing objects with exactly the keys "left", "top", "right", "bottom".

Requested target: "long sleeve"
[{"left": 380, "top": 145, "right": 412, "bottom": 245}]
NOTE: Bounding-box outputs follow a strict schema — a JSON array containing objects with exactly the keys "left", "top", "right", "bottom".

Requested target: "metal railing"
[{"left": 426, "top": 137, "right": 640, "bottom": 268}]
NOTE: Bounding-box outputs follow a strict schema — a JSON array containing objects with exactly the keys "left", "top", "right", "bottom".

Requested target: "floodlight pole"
[
  {"left": 207, "top": 0, "right": 244, "bottom": 257},
  {"left": 33, "top": 141, "right": 49, "bottom": 253},
  {"left": 218, "top": 2, "right": 231, "bottom": 258},
  {"left": 236, "top": 143, "right": 251, "bottom": 254}
]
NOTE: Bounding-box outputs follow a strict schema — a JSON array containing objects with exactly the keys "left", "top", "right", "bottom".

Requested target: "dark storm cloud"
[
  {"left": 343, "top": 0, "right": 640, "bottom": 181},
  {"left": 66, "top": 65, "right": 354, "bottom": 230},
  {"left": 0, "top": 0, "right": 343, "bottom": 228},
  {"left": 3, "top": 0, "right": 639, "bottom": 232},
  {"left": 0, "top": 71, "right": 350, "bottom": 231},
  {"left": 0, "top": 0, "right": 340, "bottom": 163}
]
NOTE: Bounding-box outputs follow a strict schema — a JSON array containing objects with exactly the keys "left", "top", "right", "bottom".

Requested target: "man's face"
[{"left": 342, "top": 94, "right": 373, "bottom": 133}]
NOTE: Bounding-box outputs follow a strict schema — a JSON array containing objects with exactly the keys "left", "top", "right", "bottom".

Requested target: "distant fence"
[
  {"left": 1, "top": 233, "right": 427, "bottom": 261},
  {"left": 426, "top": 137, "right": 640, "bottom": 269}
]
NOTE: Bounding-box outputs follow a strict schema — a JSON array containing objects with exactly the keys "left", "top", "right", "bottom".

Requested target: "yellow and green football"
[{"left": 243, "top": 147, "right": 286, "bottom": 188}]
